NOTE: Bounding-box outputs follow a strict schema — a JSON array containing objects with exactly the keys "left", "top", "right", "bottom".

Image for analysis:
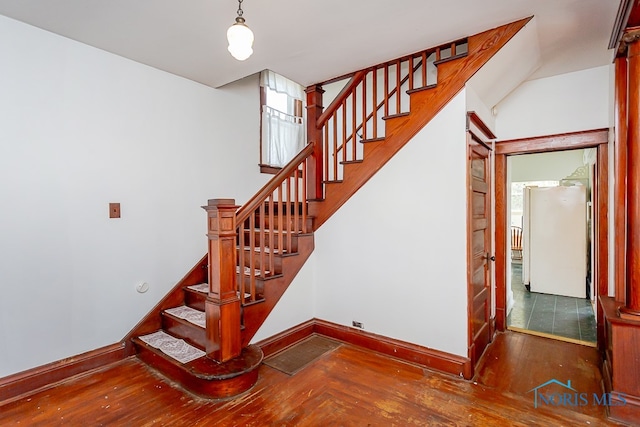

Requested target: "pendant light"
[{"left": 227, "top": 0, "right": 254, "bottom": 61}]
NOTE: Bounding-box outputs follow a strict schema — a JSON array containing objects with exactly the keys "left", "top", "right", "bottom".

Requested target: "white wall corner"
[{"left": 314, "top": 91, "right": 469, "bottom": 357}]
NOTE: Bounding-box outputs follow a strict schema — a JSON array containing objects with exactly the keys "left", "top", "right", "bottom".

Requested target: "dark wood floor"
[{"left": 0, "top": 331, "right": 624, "bottom": 426}]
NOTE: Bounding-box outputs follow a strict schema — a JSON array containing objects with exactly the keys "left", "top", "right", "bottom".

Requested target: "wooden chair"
[{"left": 511, "top": 226, "right": 523, "bottom": 261}]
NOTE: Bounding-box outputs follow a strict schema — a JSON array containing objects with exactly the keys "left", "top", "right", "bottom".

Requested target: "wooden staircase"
[{"left": 124, "top": 18, "right": 530, "bottom": 399}]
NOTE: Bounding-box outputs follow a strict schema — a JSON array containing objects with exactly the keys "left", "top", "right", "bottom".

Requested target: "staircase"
[{"left": 124, "top": 18, "right": 530, "bottom": 399}]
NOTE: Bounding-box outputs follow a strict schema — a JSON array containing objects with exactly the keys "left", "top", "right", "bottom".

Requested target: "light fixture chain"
[{"left": 237, "top": 0, "right": 244, "bottom": 17}]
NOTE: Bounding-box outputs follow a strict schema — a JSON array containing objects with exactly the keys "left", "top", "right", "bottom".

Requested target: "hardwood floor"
[
  {"left": 0, "top": 332, "right": 625, "bottom": 426},
  {"left": 474, "top": 331, "right": 608, "bottom": 420}
]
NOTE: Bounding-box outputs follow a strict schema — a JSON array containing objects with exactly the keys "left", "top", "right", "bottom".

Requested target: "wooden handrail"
[
  {"left": 237, "top": 143, "right": 314, "bottom": 224},
  {"left": 316, "top": 38, "right": 467, "bottom": 131},
  {"left": 316, "top": 71, "right": 367, "bottom": 127},
  {"left": 334, "top": 56, "right": 427, "bottom": 156}
]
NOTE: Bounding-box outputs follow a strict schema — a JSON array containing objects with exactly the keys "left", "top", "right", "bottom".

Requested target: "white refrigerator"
[{"left": 522, "top": 185, "right": 587, "bottom": 299}]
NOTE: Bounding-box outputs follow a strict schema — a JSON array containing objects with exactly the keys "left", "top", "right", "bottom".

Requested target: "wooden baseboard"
[
  {"left": 608, "top": 390, "right": 640, "bottom": 425},
  {"left": 600, "top": 296, "right": 640, "bottom": 425},
  {"left": 0, "top": 342, "right": 126, "bottom": 405},
  {"left": 256, "top": 318, "right": 472, "bottom": 379},
  {"left": 3, "top": 319, "right": 473, "bottom": 404}
]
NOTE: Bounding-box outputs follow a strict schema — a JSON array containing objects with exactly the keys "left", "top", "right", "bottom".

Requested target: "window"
[{"left": 259, "top": 70, "right": 305, "bottom": 172}]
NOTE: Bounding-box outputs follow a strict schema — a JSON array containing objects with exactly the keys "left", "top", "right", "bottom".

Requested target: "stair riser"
[
  {"left": 241, "top": 230, "right": 299, "bottom": 252},
  {"left": 184, "top": 289, "right": 206, "bottom": 311},
  {"left": 238, "top": 249, "right": 283, "bottom": 272},
  {"left": 184, "top": 282, "right": 267, "bottom": 310},
  {"left": 238, "top": 276, "right": 266, "bottom": 297},
  {"left": 162, "top": 314, "right": 206, "bottom": 349},
  {"left": 185, "top": 284, "right": 264, "bottom": 311},
  {"left": 133, "top": 341, "right": 262, "bottom": 399},
  {"left": 259, "top": 201, "right": 306, "bottom": 215},
  {"left": 245, "top": 215, "right": 313, "bottom": 232}
]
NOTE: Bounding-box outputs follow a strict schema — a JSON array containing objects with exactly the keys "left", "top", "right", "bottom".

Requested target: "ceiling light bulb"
[{"left": 227, "top": 17, "right": 254, "bottom": 61}]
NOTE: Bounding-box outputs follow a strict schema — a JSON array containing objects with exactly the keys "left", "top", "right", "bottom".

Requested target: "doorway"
[
  {"left": 505, "top": 150, "right": 596, "bottom": 345},
  {"left": 494, "top": 129, "right": 609, "bottom": 345}
]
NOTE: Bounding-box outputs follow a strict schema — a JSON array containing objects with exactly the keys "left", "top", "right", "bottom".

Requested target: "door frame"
[{"left": 494, "top": 128, "right": 609, "bottom": 332}]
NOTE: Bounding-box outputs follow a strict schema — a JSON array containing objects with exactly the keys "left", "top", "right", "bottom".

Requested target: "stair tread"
[
  {"left": 433, "top": 51, "right": 468, "bottom": 66},
  {"left": 239, "top": 249, "right": 301, "bottom": 261},
  {"left": 186, "top": 283, "right": 209, "bottom": 293},
  {"left": 164, "top": 305, "right": 206, "bottom": 328},
  {"left": 238, "top": 245, "right": 287, "bottom": 255},
  {"left": 406, "top": 84, "right": 437, "bottom": 94},
  {"left": 360, "top": 137, "right": 385, "bottom": 143},
  {"left": 183, "top": 284, "right": 258, "bottom": 301},
  {"left": 237, "top": 265, "right": 271, "bottom": 276},
  {"left": 243, "top": 228, "right": 314, "bottom": 236},
  {"left": 382, "top": 112, "right": 410, "bottom": 120},
  {"left": 137, "top": 330, "right": 205, "bottom": 364},
  {"left": 133, "top": 333, "right": 263, "bottom": 380}
]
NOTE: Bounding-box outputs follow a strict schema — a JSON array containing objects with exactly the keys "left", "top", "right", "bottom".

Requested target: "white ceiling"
[{"left": 0, "top": 0, "right": 620, "bottom": 89}]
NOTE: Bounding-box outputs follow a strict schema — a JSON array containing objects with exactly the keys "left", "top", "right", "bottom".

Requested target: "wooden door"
[{"left": 467, "top": 132, "right": 493, "bottom": 367}]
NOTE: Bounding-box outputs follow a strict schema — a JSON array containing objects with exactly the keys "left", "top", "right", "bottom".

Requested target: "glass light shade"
[{"left": 227, "top": 18, "right": 254, "bottom": 61}]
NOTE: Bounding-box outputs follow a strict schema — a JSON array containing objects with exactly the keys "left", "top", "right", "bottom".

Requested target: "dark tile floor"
[{"left": 507, "top": 263, "right": 596, "bottom": 343}]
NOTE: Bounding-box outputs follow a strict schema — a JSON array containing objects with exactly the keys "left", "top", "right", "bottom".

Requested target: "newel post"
[
  {"left": 202, "top": 198, "right": 242, "bottom": 362},
  {"left": 306, "top": 84, "right": 324, "bottom": 200}
]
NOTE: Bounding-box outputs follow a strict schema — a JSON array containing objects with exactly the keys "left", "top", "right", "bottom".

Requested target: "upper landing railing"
[{"left": 305, "top": 38, "right": 468, "bottom": 192}]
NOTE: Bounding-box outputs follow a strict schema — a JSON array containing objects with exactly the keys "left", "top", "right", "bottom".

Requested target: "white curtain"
[
  {"left": 262, "top": 106, "right": 304, "bottom": 167},
  {"left": 260, "top": 70, "right": 305, "bottom": 101},
  {"left": 260, "top": 70, "right": 305, "bottom": 167}
]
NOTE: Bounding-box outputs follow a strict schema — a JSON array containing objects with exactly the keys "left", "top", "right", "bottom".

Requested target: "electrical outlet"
[{"left": 352, "top": 321, "right": 364, "bottom": 329}]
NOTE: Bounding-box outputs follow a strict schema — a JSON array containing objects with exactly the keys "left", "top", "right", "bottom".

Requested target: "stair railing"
[
  {"left": 235, "top": 143, "right": 313, "bottom": 305},
  {"left": 203, "top": 37, "right": 468, "bottom": 363},
  {"left": 307, "top": 38, "right": 468, "bottom": 194},
  {"left": 203, "top": 143, "right": 313, "bottom": 362}
]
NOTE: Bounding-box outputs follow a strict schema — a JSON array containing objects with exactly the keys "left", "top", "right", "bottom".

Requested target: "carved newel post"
[{"left": 202, "top": 199, "right": 241, "bottom": 362}]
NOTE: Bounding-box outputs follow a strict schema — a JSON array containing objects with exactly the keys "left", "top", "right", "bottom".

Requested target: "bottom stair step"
[
  {"left": 133, "top": 331, "right": 263, "bottom": 399},
  {"left": 138, "top": 330, "right": 204, "bottom": 364}
]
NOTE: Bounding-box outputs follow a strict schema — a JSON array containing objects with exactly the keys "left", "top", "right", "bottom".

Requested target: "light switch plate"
[{"left": 109, "top": 203, "right": 121, "bottom": 218}]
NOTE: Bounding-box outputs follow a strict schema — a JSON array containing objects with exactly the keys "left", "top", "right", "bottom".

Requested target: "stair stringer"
[
  {"left": 122, "top": 254, "right": 208, "bottom": 356},
  {"left": 309, "top": 17, "right": 531, "bottom": 229},
  {"left": 241, "top": 233, "right": 314, "bottom": 347}
]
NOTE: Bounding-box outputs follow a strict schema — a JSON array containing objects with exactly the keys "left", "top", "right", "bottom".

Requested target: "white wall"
[
  {"left": 495, "top": 65, "right": 612, "bottom": 140},
  {"left": 466, "top": 85, "right": 496, "bottom": 134},
  {"left": 251, "top": 254, "right": 316, "bottom": 343},
  {"left": 0, "top": 16, "right": 269, "bottom": 377},
  {"left": 509, "top": 150, "right": 586, "bottom": 182},
  {"left": 313, "top": 91, "right": 469, "bottom": 357}
]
